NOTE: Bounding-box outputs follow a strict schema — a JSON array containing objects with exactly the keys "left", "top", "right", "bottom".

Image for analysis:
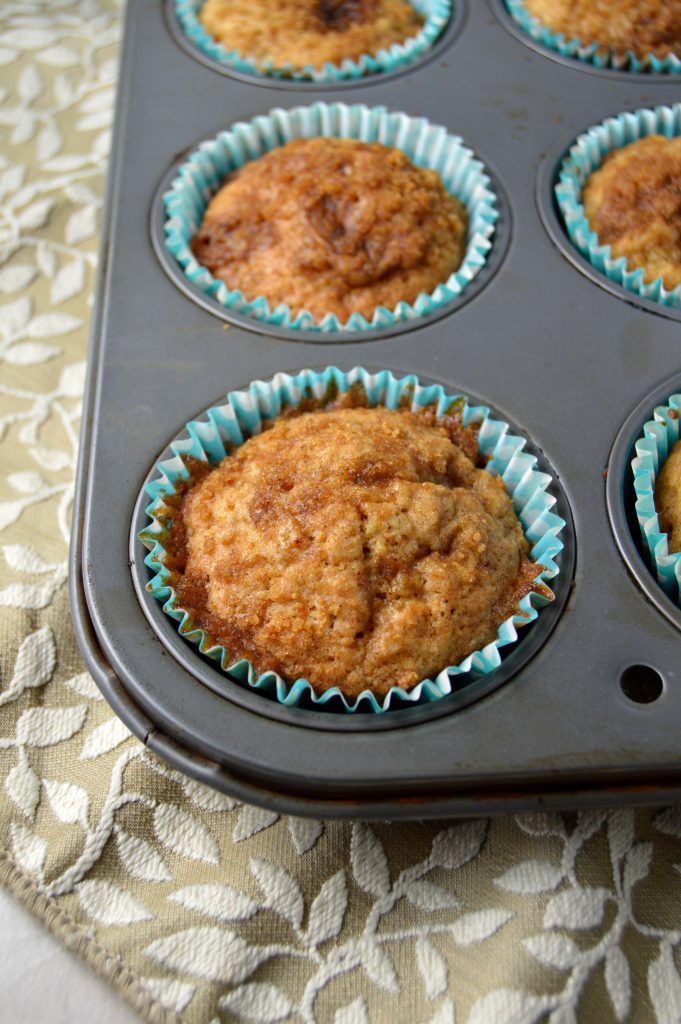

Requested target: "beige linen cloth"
[{"left": 2, "top": 3, "right": 681, "bottom": 1022}]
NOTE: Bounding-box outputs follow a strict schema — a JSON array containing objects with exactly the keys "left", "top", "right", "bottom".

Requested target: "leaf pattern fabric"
[{"left": 2, "top": 3, "right": 681, "bottom": 1023}]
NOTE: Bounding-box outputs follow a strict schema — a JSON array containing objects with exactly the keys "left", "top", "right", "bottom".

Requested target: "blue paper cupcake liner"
[
  {"left": 555, "top": 104, "right": 681, "bottom": 313},
  {"left": 504, "top": 0, "right": 681, "bottom": 74},
  {"left": 163, "top": 102, "right": 499, "bottom": 333},
  {"left": 174, "top": 0, "right": 451, "bottom": 81},
  {"left": 139, "top": 367, "right": 566, "bottom": 714},
  {"left": 632, "top": 394, "right": 681, "bottom": 604}
]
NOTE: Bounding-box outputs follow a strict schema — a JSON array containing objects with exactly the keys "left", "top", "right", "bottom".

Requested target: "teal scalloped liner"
[
  {"left": 505, "top": 0, "right": 681, "bottom": 73},
  {"left": 174, "top": 0, "right": 451, "bottom": 81},
  {"left": 555, "top": 104, "right": 681, "bottom": 313},
  {"left": 163, "top": 102, "right": 498, "bottom": 333},
  {"left": 632, "top": 394, "right": 681, "bottom": 604},
  {"left": 139, "top": 367, "right": 566, "bottom": 714}
]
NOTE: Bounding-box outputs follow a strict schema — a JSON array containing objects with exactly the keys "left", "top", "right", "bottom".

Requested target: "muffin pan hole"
[
  {"left": 536, "top": 139, "right": 681, "bottom": 325},
  {"left": 620, "top": 664, "right": 664, "bottom": 705},
  {"left": 164, "top": 0, "right": 465, "bottom": 90}
]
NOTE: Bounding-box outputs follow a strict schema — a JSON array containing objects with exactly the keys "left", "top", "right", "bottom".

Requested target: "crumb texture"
[
  {"left": 174, "top": 405, "right": 539, "bottom": 698},
  {"left": 198, "top": 0, "right": 424, "bottom": 69},
  {"left": 525, "top": 0, "right": 681, "bottom": 60},
  {"left": 656, "top": 437, "right": 681, "bottom": 553},
  {"left": 191, "top": 137, "right": 467, "bottom": 324},
  {"left": 582, "top": 136, "right": 681, "bottom": 291}
]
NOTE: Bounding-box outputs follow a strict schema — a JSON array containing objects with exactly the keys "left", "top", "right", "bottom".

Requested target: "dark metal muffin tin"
[{"left": 71, "top": 0, "right": 681, "bottom": 818}]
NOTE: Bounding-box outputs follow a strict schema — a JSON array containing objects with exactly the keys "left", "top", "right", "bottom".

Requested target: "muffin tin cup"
[
  {"left": 535, "top": 135, "right": 681, "bottom": 323},
  {"left": 162, "top": 102, "right": 500, "bottom": 334},
  {"left": 152, "top": 154, "right": 510, "bottom": 343},
  {"left": 502, "top": 0, "right": 681, "bottom": 75},
  {"left": 606, "top": 371, "right": 681, "bottom": 637},
  {"left": 632, "top": 395, "right": 681, "bottom": 605},
  {"left": 172, "top": 0, "right": 452, "bottom": 83},
  {"left": 554, "top": 103, "right": 681, "bottom": 314},
  {"left": 138, "top": 366, "right": 565, "bottom": 715}
]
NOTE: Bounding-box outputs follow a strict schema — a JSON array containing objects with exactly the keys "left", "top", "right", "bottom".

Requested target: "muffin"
[
  {"left": 524, "top": 0, "right": 681, "bottom": 62},
  {"left": 656, "top": 438, "right": 681, "bottom": 552},
  {"left": 198, "top": 0, "right": 424, "bottom": 71},
  {"left": 582, "top": 136, "right": 681, "bottom": 292},
  {"left": 190, "top": 137, "right": 467, "bottom": 324},
  {"left": 163, "top": 398, "right": 540, "bottom": 700}
]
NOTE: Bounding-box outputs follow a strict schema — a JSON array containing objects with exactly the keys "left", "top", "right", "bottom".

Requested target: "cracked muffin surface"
[
  {"left": 166, "top": 401, "right": 540, "bottom": 699},
  {"left": 198, "top": 0, "right": 424, "bottom": 70},
  {"left": 525, "top": 0, "right": 681, "bottom": 61},
  {"left": 190, "top": 137, "right": 467, "bottom": 324},
  {"left": 656, "top": 438, "right": 681, "bottom": 554},
  {"left": 582, "top": 136, "right": 681, "bottom": 292}
]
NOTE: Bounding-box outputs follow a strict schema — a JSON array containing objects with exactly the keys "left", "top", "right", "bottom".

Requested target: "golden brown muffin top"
[
  {"left": 656, "top": 436, "right": 681, "bottom": 553},
  {"left": 191, "top": 137, "right": 467, "bottom": 324},
  {"left": 165, "top": 402, "right": 540, "bottom": 699},
  {"left": 525, "top": 0, "right": 681, "bottom": 61},
  {"left": 582, "top": 136, "right": 681, "bottom": 292},
  {"left": 198, "top": 0, "right": 424, "bottom": 71}
]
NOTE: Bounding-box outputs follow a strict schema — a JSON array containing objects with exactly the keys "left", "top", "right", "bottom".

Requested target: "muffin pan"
[{"left": 71, "top": 0, "right": 681, "bottom": 817}]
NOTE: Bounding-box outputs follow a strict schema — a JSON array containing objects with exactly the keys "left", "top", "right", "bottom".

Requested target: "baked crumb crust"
[
  {"left": 165, "top": 401, "right": 540, "bottom": 699},
  {"left": 198, "top": 0, "right": 424, "bottom": 70},
  {"left": 525, "top": 0, "right": 681, "bottom": 61},
  {"left": 582, "top": 136, "right": 681, "bottom": 292},
  {"left": 656, "top": 436, "right": 681, "bottom": 554},
  {"left": 191, "top": 137, "right": 467, "bottom": 323}
]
